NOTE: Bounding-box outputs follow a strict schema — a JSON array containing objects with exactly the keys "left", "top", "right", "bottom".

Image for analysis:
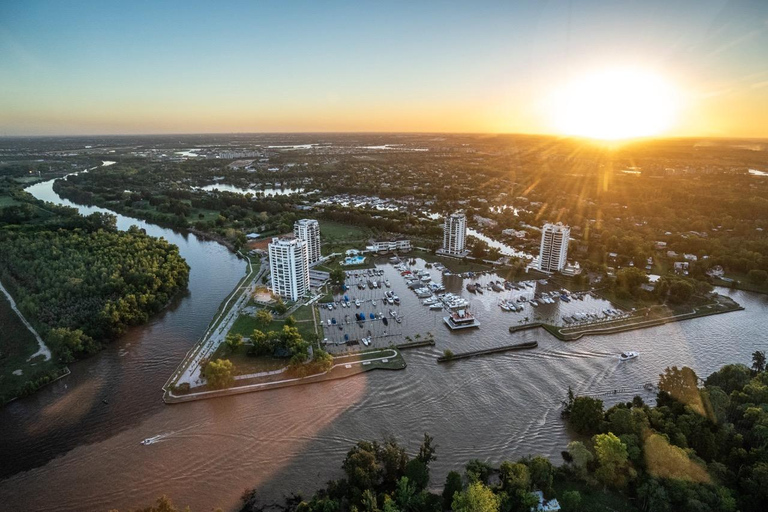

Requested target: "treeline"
[{"left": 0, "top": 215, "right": 189, "bottom": 363}]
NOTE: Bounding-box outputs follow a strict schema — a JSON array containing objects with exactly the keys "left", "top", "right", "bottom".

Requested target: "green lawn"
[
  {"left": 0, "top": 292, "right": 62, "bottom": 403},
  {"left": 0, "top": 196, "right": 21, "bottom": 207},
  {"left": 210, "top": 343, "right": 288, "bottom": 376},
  {"left": 713, "top": 272, "right": 768, "bottom": 295},
  {"left": 228, "top": 311, "right": 317, "bottom": 340},
  {"left": 320, "top": 220, "right": 371, "bottom": 240}
]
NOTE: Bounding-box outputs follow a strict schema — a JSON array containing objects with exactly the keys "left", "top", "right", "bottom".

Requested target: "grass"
[
  {"left": 210, "top": 343, "right": 288, "bottom": 376},
  {"left": 0, "top": 196, "right": 21, "bottom": 207},
  {"left": 320, "top": 220, "right": 371, "bottom": 240},
  {"left": 0, "top": 292, "right": 62, "bottom": 402},
  {"left": 713, "top": 272, "right": 768, "bottom": 295},
  {"left": 228, "top": 311, "right": 317, "bottom": 340}
]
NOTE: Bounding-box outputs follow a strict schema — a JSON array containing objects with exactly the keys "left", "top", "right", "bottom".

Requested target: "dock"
[{"left": 437, "top": 341, "right": 538, "bottom": 363}]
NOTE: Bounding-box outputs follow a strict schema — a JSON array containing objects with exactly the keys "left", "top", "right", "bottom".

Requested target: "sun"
[{"left": 547, "top": 68, "right": 681, "bottom": 141}]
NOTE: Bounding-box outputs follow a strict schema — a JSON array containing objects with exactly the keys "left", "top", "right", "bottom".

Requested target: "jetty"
[{"left": 437, "top": 341, "right": 538, "bottom": 363}]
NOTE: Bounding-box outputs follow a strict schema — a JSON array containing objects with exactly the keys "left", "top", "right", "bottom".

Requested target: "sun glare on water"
[{"left": 548, "top": 68, "right": 681, "bottom": 141}]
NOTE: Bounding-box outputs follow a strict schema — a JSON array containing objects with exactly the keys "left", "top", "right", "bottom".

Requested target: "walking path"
[
  {"left": 166, "top": 348, "right": 399, "bottom": 401},
  {"left": 0, "top": 279, "right": 51, "bottom": 361},
  {"left": 169, "top": 256, "right": 267, "bottom": 388}
]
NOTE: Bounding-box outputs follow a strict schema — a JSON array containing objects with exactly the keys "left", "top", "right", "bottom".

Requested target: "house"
[
  {"left": 707, "top": 265, "right": 725, "bottom": 278},
  {"left": 655, "top": 241, "right": 667, "bottom": 250},
  {"left": 531, "top": 490, "right": 561, "bottom": 511},
  {"left": 367, "top": 238, "right": 412, "bottom": 253},
  {"left": 684, "top": 253, "right": 698, "bottom": 262},
  {"left": 674, "top": 261, "right": 690, "bottom": 275},
  {"left": 667, "top": 250, "right": 678, "bottom": 258}
]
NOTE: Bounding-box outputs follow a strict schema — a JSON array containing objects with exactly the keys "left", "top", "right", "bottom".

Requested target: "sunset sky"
[{"left": 1, "top": 0, "right": 767, "bottom": 138}]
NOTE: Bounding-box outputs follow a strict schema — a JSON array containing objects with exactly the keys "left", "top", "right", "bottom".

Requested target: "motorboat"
[
  {"left": 619, "top": 351, "right": 639, "bottom": 361},
  {"left": 429, "top": 304, "right": 443, "bottom": 310}
]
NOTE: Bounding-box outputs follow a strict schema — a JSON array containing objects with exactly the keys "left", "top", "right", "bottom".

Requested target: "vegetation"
[{"left": 0, "top": 182, "right": 190, "bottom": 402}]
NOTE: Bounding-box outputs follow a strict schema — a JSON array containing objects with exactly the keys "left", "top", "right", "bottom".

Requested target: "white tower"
[
  {"left": 268, "top": 237, "right": 310, "bottom": 301},
  {"left": 293, "top": 219, "right": 321, "bottom": 265},
  {"left": 443, "top": 212, "right": 467, "bottom": 255},
  {"left": 538, "top": 223, "right": 570, "bottom": 272}
]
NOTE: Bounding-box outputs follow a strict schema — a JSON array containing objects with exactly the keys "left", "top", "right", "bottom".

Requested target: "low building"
[
  {"left": 531, "top": 490, "right": 560, "bottom": 511},
  {"left": 655, "top": 241, "right": 667, "bottom": 250},
  {"left": 674, "top": 261, "right": 690, "bottom": 275},
  {"left": 707, "top": 265, "right": 725, "bottom": 278},
  {"left": 561, "top": 261, "right": 582, "bottom": 276},
  {"left": 368, "top": 238, "right": 411, "bottom": 253},
  {"left": 684, "top": 253, "right": 698, "bottom": 262}
]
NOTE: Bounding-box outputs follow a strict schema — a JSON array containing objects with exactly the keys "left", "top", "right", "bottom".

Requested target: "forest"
[
  {"left": 114, "top": 357, "right": 768, "bottom": 512},
  {"left": 0, "top": 185, "right": 190, "bottom": 369}
]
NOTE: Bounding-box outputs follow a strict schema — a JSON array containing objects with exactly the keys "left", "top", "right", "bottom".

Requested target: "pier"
[{"left": 437, "top": 341, "right": 538, "bottom": 363}]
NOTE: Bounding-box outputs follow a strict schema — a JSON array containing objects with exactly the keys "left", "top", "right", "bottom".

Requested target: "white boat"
[
  {"left": 619, "top": 351, "right": 639, "bottom": 361},
  {"left": 355, "top": 299, "right": 361, "bottom": 308},
  {"left": 362, "top": 337, "right": 371, "bottom": 346},
  {"left": 372, "top": 299, "right": 377, "bottom": 306},
  {"left": 141, "top": 435, "right": 162, "bottom": 446},
  {"left": 429, "top": 304, "right": 443, "bottom": 310},
  {"left": 443, "top": 309, "right": 480, "bottom": 330},
  {"left": 385, "top": 280, "right": 391, "bottom": 287}
]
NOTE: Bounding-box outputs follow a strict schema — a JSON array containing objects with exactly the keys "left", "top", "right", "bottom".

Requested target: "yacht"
[
  {"left": 355, "top": 299, "right": 361, "bottom": 308},
  {"left": 429, "top": 304, "right": 443, "bottom": 310},
  {"left": 443, "top": 309, "right": 480, "bottom": 330},
  {"left": 619, "top": 351, "right": 639, "bottom": 361}
]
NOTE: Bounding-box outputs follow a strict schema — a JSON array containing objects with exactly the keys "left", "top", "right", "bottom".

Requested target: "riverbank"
[
  {"left": 509, "top": 293, "right": 743, "bottom": 342},
  {"left": 163, "top": 348, "right": 406, "bottom": 403},
  {"left": 163, "top": 253, "right": 265, "bottom": 393}
]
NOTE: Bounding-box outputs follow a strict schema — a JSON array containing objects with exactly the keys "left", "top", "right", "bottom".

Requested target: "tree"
[
  {"left": 285, "top": 315, "right": 297, "bottom": 327},
  {"left": 560, "top": 490, "right": 582, "bottom": 512},
  {"left": 204, "top": 359, "right": 234, "bottom": 389},
  {"left": 499, "top": 461, "right": 530, "bottom": 493},
  {"left": 752, "top": 351, "right": 766, "bottom": 373},
  {"left": 47, "top": 327, "right": 99, "bottom": 362},
  {"left": 417, "top": 433, "right": 437, "bottom": 466},
  {"left": 225, "top": 333, "right": 243, "bottom": 353},
  {"left": 568, "top": 396, "right": 604, "bottom": 435},
  {"left": 658, "top": 366, "right": 703, "bottom": 414},
  {"left": 343, "top": 441, "right": 381, "bottom": 491},
  {"left": 404, "top": 459, "right": 429, "bottom": 491},
  {"left": 274, "top": 298, "right": 288, "bottom": 315},
  {"left": 465, "top": 460, "right": 493, "bottom": 484},
  {"left": 330, "top": 268, "right": 346, "bottom": 285},
  {"left": 592, "top": 433, "right": 631, "bottom": 489},
  {"left": 255, "top": 309, "right": 273, "bottom": 327},
  {"left": 616, "top": 267, "right": 649, "bottom": 296},
  {"left": 249, "top": 329, "right": 270, "bottom": 356},
  {"left": 452, "top": 482, "right": 500, "bottom": 512},
  {"left": 668, "top": 280, "right": 694, "bottom": 303},
  {"left": 565, "top": 441, "right": 593, "bottom": 475},
  {"left": 527, "top": 456, "right": 554, "bottom": 494},
  {"left": 443, "top": 471, "right": 463, "bottom": 510}
]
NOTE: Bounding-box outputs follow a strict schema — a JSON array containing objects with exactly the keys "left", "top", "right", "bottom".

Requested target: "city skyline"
[{"left": 2, "top": 0, "right": 768, "bottom": 138}]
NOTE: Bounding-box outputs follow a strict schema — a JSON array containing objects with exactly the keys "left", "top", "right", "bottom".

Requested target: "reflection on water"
[
  {"left": 467, "top": 228, "right": 532, "bottom": 259},
  {"left": 1, "top": 179, "right": 766, "bottom": 512}
]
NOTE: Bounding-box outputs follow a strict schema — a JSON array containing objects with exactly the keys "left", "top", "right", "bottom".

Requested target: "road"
[{"left": 0, "top": 278, "right": 51, "bottom": 361}]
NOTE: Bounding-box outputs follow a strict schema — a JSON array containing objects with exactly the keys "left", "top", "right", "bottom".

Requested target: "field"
[
  {"left": 0, "top": 292, "right": 61, "bottom": 403},
  {"left": 319, "top": 220, "right": 373, "bottom": 255},
  {"left": 0, "top": 196, "right": 21, "bottom": 207},
  {"left": 228, "top": 304, "right": 318, "bottom": 340}
]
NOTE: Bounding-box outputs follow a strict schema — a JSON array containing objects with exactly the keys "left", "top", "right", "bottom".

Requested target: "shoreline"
[
  {"left": 509, "top": 295, "right": 743, "bottom": 342},
  {"left": 163, "top": 348, "right": 406, "bottom": 403}
]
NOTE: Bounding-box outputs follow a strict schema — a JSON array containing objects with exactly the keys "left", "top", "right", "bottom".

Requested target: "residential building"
[
  {"left": 442, "top": 212, "right": 467, "bottom": 255},
  {"left": 268, "top": 237, "right": 310, "bottom": 301},
  {"left": 293, "top": 219, "right": 321, "bottom": 265},
  {"left": 538, "top": 222, "right": 570, "bottom": 272},
  {"left": 368, "top": 238, "right": 411, "bottom": 253}
]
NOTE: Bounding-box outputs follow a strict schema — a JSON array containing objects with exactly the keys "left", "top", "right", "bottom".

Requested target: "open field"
[{"left": 0, "top": 292, "right": 61, "bottom": 403}]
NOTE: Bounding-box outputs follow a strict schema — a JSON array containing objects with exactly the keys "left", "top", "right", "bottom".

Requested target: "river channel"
[{"left": 0, "top": 173, "right": 766, "bottom": 512}]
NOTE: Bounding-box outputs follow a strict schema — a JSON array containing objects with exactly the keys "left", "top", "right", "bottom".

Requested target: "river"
[{"left": 0, "top": 174, "right": 767, "bottom": 512}]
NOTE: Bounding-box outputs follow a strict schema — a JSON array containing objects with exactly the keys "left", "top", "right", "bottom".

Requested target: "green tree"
[
  {"left": 499, "top": 461, "right": 530, "bottom": 493},
  {"left": 204, "top": 358, "right": 234, "bottom": 389},
  {"left": 417, "top": 433, "right": 437, "bottom": 466},
  {"left": 442, "top": 471, "right": 463, "bottom": 510},
  {"left": 592, "top": 433, "right": 631, "bottom": 489},
  {"left": 752, "top": 351, "right": 766, "bottom": 373},
  {"left": 255, "top": 309, "right": 273, "bottom": 327},
  {"left": 249, "top": 329, "right": 270, "bottom": 356},
  {"left": 285, "top": 315, "right": 297, "bottom": 327},
  {"left": 404, "top": 459, "right": 429, "bottom": 491},
  {"left": 225, "top": 333, "right": 243, "bottom": 353},
  {"left": 560, "top": 490, "right": 582, "bottom": 512},
  {"left": 452, "top": 482, "right": 500, "bottom": 512},
  {"left": 568, "top": 396, "right": 604, "bottom": 435},
  {"left": 47, "top": 327, "right": 99, "bottom": 362},
  {"left": 565, "top": 441, "right": 593, "bottom": 475},
  {"left": 330, "top": 268, "right": 346, "bottom": 285}
]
